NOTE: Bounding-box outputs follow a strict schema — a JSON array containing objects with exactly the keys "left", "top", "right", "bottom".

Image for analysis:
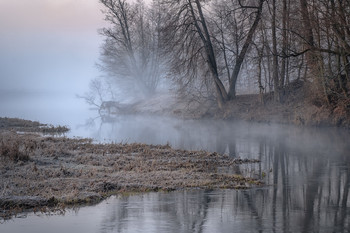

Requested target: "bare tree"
[
  {"left": 94, "top": 0, "right": 350, "bottom": 110},
  {"left": 99, "top": 0, "right": 165, "bottom": 98},
  {"left": 161, "top": 0, "right": 229, "bottom": 107},
  {"left": 271, "top": 0, "right": 280, "bottom": 101},
  {"left": 227, "top": 0, "right": 265, "bottom": 99},
  {"left": 161, "top": 0, "right": 265, "bottom": 108}
]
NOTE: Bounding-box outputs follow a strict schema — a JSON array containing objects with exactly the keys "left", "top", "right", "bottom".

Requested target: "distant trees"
[
  {"left": 269, "top": 0, "right": 350, "bottom": 104},
  {"left": 302, "top": 0, "right": 350, "bottom": 103},
  {"left": 98, "top": 0, "right": 165, "bottom": 98},
  {"left": 243, "top": 0, "right": 350, "bottom": 105},
  {"left": 95, "top": 0, "right": 350, "bottom": 108}
]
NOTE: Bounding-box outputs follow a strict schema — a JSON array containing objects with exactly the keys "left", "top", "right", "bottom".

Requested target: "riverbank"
[
  {"left": 133, "top": 81, "right": 350, "bottom": 128},
  {"left": 0, "top": 118, "right": 261, "bottom": 220},
  {"left": 221, "top": 81, "right": 350, "bottom": 128}
]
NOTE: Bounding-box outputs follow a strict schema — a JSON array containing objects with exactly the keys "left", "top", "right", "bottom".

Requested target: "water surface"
[{"left": 1, "top": 93, "right": 349, "bottom": 232}]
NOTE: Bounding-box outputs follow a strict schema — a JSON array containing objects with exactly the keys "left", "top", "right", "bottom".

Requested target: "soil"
[{"left": 0, "top": 118, "right": 262, "bottom": 220}]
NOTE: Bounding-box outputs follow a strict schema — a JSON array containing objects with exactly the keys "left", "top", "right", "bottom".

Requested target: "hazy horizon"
[{"left": 0, "top": 0, "right": 108, "bottom": 95}]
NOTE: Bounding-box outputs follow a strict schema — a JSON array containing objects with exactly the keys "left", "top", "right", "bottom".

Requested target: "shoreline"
[
  {"left": 0, "top": 117, "right": 262, "bottom": 220},
  {"left": 135, "top": 84, "right": 350, "bottom": 129}
]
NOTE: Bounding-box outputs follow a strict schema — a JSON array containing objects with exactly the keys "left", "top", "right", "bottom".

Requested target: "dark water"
[{"left": 1, "top": 94, "right": 350, "bottom": 232}]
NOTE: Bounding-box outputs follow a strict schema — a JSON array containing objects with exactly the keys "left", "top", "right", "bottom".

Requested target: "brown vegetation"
[
  {"left": 0, "top": 118, "right": 261, "bottom": 220},
  {"left": 223, "top": 81, "right": 350, "bottom": 127},
  {"left": 166, "top": 80, "right": 350, "bottom": 128},
  {"left": 0, "top": 117, "right": 69, "bottom": 134},
  {"left": 0, "top": 133, "right": 31, "bottom": 162}
]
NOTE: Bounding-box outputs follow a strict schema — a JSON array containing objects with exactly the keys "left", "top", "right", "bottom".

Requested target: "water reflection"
[
  {"left": 98, "top": 191, "right": 219, "bottom": 233},
  {"left": 1, "top": 113, "right": 350, "bottom": 232},
  {"left": 87, "top": 116, "right": 349, "bottom": 232},
  {"left": 93, "top": 131, "right": 349, "bottom": 232}
]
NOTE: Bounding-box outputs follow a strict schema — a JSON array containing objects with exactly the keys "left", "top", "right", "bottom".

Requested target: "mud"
[{"left": 0, "top": 118, "right": 262, "bottom": 220}]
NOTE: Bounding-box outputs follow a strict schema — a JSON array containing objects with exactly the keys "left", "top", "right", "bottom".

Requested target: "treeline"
[{"left": 97, "top": 0, "right": 350, "bottom": 109}]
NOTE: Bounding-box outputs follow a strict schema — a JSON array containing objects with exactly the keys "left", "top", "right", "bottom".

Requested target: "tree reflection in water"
[{"left": 91, "top": 117, "right": 349, "bottom": 232}]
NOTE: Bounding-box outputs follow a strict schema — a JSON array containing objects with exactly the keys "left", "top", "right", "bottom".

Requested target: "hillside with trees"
[{"left": 89, "top": 0, "right": 350, "bottom": 127}]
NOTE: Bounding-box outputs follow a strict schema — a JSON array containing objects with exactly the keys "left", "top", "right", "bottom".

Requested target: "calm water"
[{"left": 1, "top": 93, "right": 350, "bottom": 232}]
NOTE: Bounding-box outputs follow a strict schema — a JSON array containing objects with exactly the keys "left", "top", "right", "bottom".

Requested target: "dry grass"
[
  {"left": 0, "top": 118, "right": 262, "bottom": 220},
  {"left": 0, "top": 117, "right": 69, "bottom": 134},
  {"left": 0, "top": 132, "right": 34, "bottom": 162}
]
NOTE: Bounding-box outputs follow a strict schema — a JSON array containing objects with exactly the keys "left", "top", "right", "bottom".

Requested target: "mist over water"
[
  {"left": 1, "top": 84, "right": 350, "bottom": 233},
  {"left": 0, "top": 0, "right": 106, "bottom": 131},
  {"left": 0, "top": 90, "right": 92, "bottom": 129},
  {"left": 0, "top": 0, "right": 349, "bottom": 232},
  {"left": 1, "top": 107, "right": 350, "bottom": 232}
]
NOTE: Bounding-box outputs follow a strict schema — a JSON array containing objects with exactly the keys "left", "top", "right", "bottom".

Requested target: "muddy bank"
[{"left": 0, "top": 118, "right": 261, "bottom": 220}]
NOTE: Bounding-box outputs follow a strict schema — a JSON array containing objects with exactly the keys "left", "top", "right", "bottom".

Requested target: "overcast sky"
[{"left": 0, "top": 0, "right": 107, "bottom": 95}]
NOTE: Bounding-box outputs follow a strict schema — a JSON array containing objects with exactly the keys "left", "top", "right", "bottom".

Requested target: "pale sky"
[{"left": 0, "top": 0, "right": 108, "bottom": 94}]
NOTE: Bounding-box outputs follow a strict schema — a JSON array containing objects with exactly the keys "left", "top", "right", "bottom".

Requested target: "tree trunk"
[
  {"left": 227, "top": 0, "right": 264, "bottom": 99},
  {"left": 191, "top": 0, "right": 228, "bottom": 107},
  {"left": 299, "top": 0, "right": 330, "bottom": 104},
  {"left": 257, "top": 46, "right": 264, "bottom": 104},
  {"left": 280, "top": 0, "right": 288, "bottom": 88},
  {"left": 272, "top": 0, "right": 280, "bottom": 102}
]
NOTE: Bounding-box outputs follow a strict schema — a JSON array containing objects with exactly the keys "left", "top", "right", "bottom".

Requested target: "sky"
[{"left": 0, "top": 0, "right": 107, "bottom": 95}]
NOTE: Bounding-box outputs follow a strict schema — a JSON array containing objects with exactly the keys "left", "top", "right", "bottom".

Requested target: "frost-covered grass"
[
  {"left": 0, "top": 132, "right": 33, "bottom": 162},
  {"left": 0, "top": 118, "right": 262, "bottom": 220},
  {"left": 0, "top": 117, "right": 69, "bottom": 134}
]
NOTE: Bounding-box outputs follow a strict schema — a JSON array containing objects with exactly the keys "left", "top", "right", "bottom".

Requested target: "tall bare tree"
[
  {"left": 161, "top": 0, "right": 265, "bottom": 107},
  {"left": 227, "top": 0, "right": 265, "bottom": 99},
  {"left": 99, "top": 0, "right": 164, "bottom": 98},
  {"left": 161, "top": 0, "right": 229, "bottom": 107}
]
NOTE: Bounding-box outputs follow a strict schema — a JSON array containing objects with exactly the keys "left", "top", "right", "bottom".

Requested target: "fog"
[
  {"left": 0, "top": 1, "right": 349, "bottom": 232},
  {"left": 0, "top": 0, "right": 106, "bottom": 96},
  {"left": 2, "top": 115, "right": 350, "bottom": 232}
]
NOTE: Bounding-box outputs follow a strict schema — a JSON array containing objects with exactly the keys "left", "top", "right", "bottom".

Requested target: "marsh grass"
[
  {"left": 0, "top": 117, "right": 69, "bottom": 134},
  {"left": 0, "top": 118, "right": 263, "bottom": 220},
  {"left": 0, "top": 135, "right": 31, "bottom": 162}
]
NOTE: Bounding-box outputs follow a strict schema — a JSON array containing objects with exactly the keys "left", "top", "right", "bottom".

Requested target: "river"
[{"left": 0, "top": 93, "right": 349, "bottom": 232}]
